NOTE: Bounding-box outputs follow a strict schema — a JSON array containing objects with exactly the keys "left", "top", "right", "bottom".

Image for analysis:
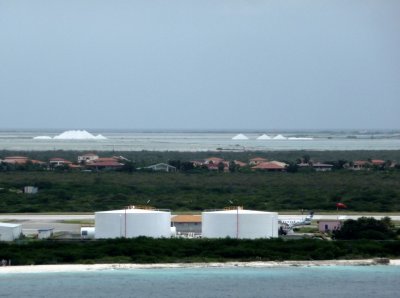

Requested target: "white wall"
[
  {"left": 0, "top": 224, "right": 22, "bottom": 242},
  {"left": 202, "top": 211, "right": 278, "bottom": 239},
  {"left": 95, "top": 210, "right": 171, "bottom": 239}
]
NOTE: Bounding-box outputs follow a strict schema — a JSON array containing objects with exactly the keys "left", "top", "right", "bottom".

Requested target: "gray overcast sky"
[{"left": 0, "top": 0, "right": 399, "bottom": 130}]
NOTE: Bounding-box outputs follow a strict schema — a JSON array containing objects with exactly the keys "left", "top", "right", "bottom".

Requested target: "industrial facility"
[
  {"left": 95, "top": 206, "right": 171, "bottom": 239},
  {"left": 202, "top": 207, "right": 278, "bottom": 239}
]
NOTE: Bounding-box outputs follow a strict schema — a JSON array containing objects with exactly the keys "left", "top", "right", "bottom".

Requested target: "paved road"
[
  {"left": 1, "top": 214, "right": 400, "bottom": 221},
  {"left": 1, "top": 214, "right": 399, "bottom": 236},
  {"left": 0, "top": 214, "right": 92, "bottom": 236},
  {"left": 0, "top": 214, "right": 94, "bottom": 221},
  {"left": 280, "top": 215, "right": 400, "bottom": 221}
]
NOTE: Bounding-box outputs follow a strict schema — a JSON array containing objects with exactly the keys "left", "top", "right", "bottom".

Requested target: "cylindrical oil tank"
[
  {"left": 81, "top": 227, "right": 95, "bottom": 239},
  {"left": 202, "top": 209, "right": 278, "bottom": 239},
  {"left": 95, "top": 209, "right": 171, "bottom": 239},
  {"left": 170, "top": 226, "right": 177, "bottom": 237}
]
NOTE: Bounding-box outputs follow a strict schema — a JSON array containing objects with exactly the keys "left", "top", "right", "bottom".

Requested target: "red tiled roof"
[
  {"left": 252, "top": 162, "right": 285, "bottom": 170},
  {"left": 94, "top": 157, "right": 119, "bottom": 163},
  {"left": 234, "top": 160, "right": 247, "bottom": 167},
  {"left": 371, "top": 159, "right": 385, "bottom": 165},
  {"left": 49, "top": 158, "right": 72, "bottom": 164},
  {"left": 171, "top": 215, "right": 202, "bottom": 223},
  {"left": 249, "top": 157, "right": 267, "bottom": 161},
  {"left": 31, "top": 160, "right": 46, "bottom": 165},
  {"left": 207, "top": 164, "right": 219, "bottom": 170},
  {"left": 205, "top": 157, "right": 225, "bottom": 163},
  {"left": 3, "top": 156, "right": 29, "bottom": 164},
  {"left": 68, "top": 164, "right": 82, "bottom": 168}
]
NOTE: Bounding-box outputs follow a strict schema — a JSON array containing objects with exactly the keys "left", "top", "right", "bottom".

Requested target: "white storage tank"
[
  {"left": 81, "top": 227, "right": 95, "bottom": 239},
  {"left": 95, "top": 207, "right": 171, "bottom": 239},
  {"left": 202, "top": 208, "right": 278, "bottom": 239}
]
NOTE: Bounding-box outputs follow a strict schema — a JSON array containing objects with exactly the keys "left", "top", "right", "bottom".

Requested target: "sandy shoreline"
[{"left": 0, "top": 259, "right": 399, "bottom": 274}]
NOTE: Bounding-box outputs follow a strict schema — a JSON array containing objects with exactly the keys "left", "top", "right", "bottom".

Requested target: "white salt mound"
[
  {"left": 257, "top": 134, "right": 271, "bottom": 140},
  {"left": 232, "top": 134, "right": 249, "bottom": 140},
  {"left": 33, "top": 136, "right": 52, "bottom": 140},
  {"left": 53, "top": 130, "right": 107, "bottom": 140},
  {"left": 273, "top": 134, "right": 287, "bottom": 140}
]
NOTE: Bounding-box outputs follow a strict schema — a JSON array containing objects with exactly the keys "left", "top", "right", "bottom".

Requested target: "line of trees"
[
  {"left": 333, "top": 217, "right": 400, "bottom": 240},
  {"left": 1, "top": 238, "right": 400, "bottom": 265}
]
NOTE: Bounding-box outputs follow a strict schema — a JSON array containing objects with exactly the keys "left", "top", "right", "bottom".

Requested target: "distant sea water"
[
  {"left": 1, "top": 266, "right": 400, "bottom": 298},
  {"left": 0, "top": 130, "right": 400, "bottom": 151}
]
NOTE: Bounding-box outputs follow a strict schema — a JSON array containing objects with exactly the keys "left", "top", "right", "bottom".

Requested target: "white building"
[
  {"left": 202, "top": 208, "right": 278, "bottom": 239},
  {"left": 38, "top": 228, "right": 54, "bottom": 239},
  {"left": 146, "top": 163, "right": 177, "bottom": 172},
  {"left": 0, "top": 223, "right": 22, "bottom": 241},
  {"left": 24, "top": 186, "right": 38, "bottom": 194},
  {"left": 95, "top": 207, "right": 171, "bottom": 239},
  {"left": 78, "top": 153, "right": 99, "bottom": 164}
]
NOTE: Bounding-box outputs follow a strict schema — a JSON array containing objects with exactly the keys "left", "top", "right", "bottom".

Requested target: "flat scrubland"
[{"left": 0, "top": 170, "right": 399, "bottom": 212}]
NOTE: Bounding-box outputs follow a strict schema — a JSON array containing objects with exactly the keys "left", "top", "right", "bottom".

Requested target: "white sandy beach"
[{"left": 1, "top": 259, "right": 399, "bottom": 274}]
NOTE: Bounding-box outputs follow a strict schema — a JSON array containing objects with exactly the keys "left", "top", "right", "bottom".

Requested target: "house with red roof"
[
  {"left": 349, "top": 160, "right": 369, "bottom": 170},
  {"left": 204, "top": 157, "right": 225, "bottom": 165},
  {"left": 234, "top": 160, "right": 247, "bottom": 167},
  {"left": 85, "top": 159, "right": 124, "bottom": 170},
  {"left": 3, "top": 156, "right": 29, "bottom": 164},
  {"left": 49, "top": 158, "right": 72, "bottom": 167},
  {"left": 249, "top": 157, "right": 268, "bottom": 166},
  {"left": 371, "top": 159, "right": 385, "bottom": 166},
  {"left": 251, "top": 161, "right": 287, "bottom": 171}
]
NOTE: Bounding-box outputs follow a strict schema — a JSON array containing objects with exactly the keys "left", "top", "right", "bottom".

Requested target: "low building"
[
  {"left": 191, "top": 160, "right": 205, "bottom": 167},
  {"left": 312, "top": 163, "right": 333, "bottom": 172},
  {"left": 171, "top": 215, "right": 202, "bottom": 236},
  {"left": 317, "top": 220, "right": 342, "bottom": 233},
  {"left": 350, "top": 160, "right": 369, "bottom": 170},
  {"left": 38, "top": 228, "right": 54, "bottom": 239},
  {"left": 371, "top": 159, "right": 385, "bottom": 166},
  {"left": 85, "top": 159, "right": 124, "bottom": 170},
  {"left": 3, "top": 156, "right": 29, "bottom": 165},
  {"left": 146, "top": 163, "right": 177, "bottom": 172},
  {"left": 0, "top": 223, "right": 22, "bottom": 241},
  {"left": 234, "top": 160, "right": 247, "bottom": 167},
  {"left": 49, "top": 158, "right": 72, "bottom": 167},
  {"left": 78, "top": 153, "right": 99, "bottom": 164},
  {"left": 252, "top": 161, "right": 287, "bottom": 172},
  {"left": 204, "top": 157, "right": 225, "bottom": 165},
  {"left": 24, "top": 186, "right": 38, "bottom": 194},
  {"left": 249, "top": 157, "right": 268, "bottom": 166}
]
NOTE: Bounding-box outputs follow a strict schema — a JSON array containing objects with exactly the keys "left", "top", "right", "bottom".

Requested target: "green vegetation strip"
[
  {"left": 1, "top": 170, "right": 400, "bottom": 212},
  {"left": 1, "top": 238, "right": 400, "bottom": 265}
]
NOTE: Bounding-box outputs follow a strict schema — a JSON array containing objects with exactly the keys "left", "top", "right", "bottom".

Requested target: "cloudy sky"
[{"left": 1, "top": 0, "right": 399, "bottom": 130}]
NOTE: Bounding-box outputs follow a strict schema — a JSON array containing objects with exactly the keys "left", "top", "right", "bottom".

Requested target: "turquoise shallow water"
[{"left": 1, "top": 266, "right": 400, "bottom": 298}]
